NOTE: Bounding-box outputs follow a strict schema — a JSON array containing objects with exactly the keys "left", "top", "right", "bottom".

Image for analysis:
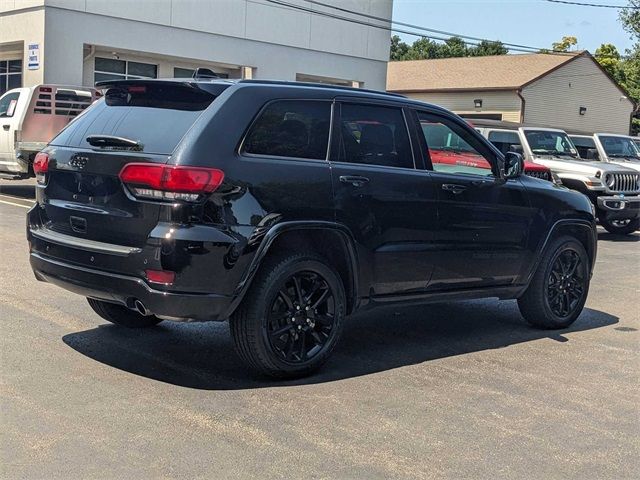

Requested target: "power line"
[
  {"left": 303, "top": 0, "right": 545, "bottom": 52},
  {"left": 543, "top": 0, "right": 639, "bottom": 8},
  {"left": 261, "top": 0, "right": 630, "bottom": 60}
]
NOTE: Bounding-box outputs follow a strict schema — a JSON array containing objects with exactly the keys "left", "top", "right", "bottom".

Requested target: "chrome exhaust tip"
[{"left": 133, "top": 299, "right": 150, "bottom": 316}]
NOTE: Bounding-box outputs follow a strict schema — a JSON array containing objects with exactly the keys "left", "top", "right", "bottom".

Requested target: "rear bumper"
[
  {"left": 0, "top": 157, "right": 29, "bottom": 175},
  {"left": 30, "top": 252, "right": 232, "bottom": 322},
  {"left": 596, "top": 195, "right": 640, "bottom": 220}
]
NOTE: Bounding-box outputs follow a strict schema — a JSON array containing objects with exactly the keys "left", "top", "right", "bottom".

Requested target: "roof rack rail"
[{"left": 238, "top": 79, "right": 406, "bottom": 98}]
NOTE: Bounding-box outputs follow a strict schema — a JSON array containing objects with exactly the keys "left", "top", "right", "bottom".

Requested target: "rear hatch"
[{"left": 34, "top": 81, "right": 221, "bottom": 250}]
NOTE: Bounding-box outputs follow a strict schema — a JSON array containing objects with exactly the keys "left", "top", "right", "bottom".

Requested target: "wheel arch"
[
  {"left": 521, "top": 219, "right": 597, "bottom": 293},
  {"left": 225, "top": 221, "right": 359, "bottom": 318}
]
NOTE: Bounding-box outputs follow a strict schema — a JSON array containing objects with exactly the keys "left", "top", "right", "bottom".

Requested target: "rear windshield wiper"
[{"left": 86, "top": 135, "right": 142, "bottom": 150}]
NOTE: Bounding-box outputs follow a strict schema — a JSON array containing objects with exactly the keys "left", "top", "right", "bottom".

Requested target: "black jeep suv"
[{"left": 28, "top": 79, "right": 597, "bottom": 378}]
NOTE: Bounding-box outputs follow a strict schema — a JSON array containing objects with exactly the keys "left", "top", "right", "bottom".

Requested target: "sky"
[{"left": 392, "top": 0, "right": 633, "bottom": 55}]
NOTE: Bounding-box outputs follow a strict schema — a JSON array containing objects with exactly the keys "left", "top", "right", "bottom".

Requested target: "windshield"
[
  {"left": 524, "top": 130, "right": 579, "bottom": 159},
  {"left": 599, "top": 136, "right": 640, "bottom": 161}
]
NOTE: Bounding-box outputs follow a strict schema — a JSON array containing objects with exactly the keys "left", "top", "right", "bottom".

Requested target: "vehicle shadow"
[
  {"left": 597, "top": 231, "right": 639, "bottom": 242},
  {"left": 62, "top": 299, "right": 618, "bottom": 390},
  {"left": 0, "top": 183, "right": 36, "bottom": 200}
]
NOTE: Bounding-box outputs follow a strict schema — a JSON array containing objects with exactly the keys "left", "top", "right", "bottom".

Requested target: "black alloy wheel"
[
  {"left": 230, "top": 253, "right": 346, "bottom": 378},
  {"left": 517, "top": 236, "right": 590, "bottom": 329},
  {"left": 266, "top": 271, "right": 336, "bottom": 364},
  {"left": 545, "top": 248, "right": 586, "bottom": 318}
]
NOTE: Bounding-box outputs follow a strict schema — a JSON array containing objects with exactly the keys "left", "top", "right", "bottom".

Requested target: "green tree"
[
  {"left": 619, "top": 1, "right": 640, "bottom": 134},
  {"left": 390, "top": 35, "right": 508, "bottom": 61},
  {"left": 552, "top": 36, "right": 578, "bottom": 52},
  {"left": 470, "top": 40, "right": 508, "bottom": 57},
  {"left": 595, "top": 43, "right": 623, "bottom": 79},
  {"left": 404, "top": 37, "right": 442, "bottom": 60},
  {"left": 440, "top": 37, "right": 468, "bottom": 57},
  {"left": 390, "top": 35, "right": 410, "bottom": 61}
]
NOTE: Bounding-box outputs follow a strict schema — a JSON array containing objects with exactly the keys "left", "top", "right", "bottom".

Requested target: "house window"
[
  {"left": 94, "top": 57, "right": 157, "bottom": 84},
  {"left": 173, "top": 67, "right": 228, "bottom": 79},
  {"left": 0, "top": 59, "right": 23, "bottom": 95}
]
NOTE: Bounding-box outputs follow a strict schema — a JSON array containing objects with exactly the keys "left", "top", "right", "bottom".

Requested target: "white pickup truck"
[{"left": 0, "top": 84, "right": 99, "bottom": 179}]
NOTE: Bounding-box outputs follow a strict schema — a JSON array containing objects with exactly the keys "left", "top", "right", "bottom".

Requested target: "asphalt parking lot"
[{"left": 1, "top": 178, "right": 639, "bottom": 479}]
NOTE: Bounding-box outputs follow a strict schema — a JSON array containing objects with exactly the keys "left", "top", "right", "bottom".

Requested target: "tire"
[
  {"left": 87, "top": 298, "right": 162, "bottom": 328},
  {"left": 518, "top": 236, "right": 590, "bottom": 329},
  {"left": 230, "top": 252, "right": 346, "bottom": 379},
  {"left": 600, "top": 217, "right": 639, "bottom": 235}
]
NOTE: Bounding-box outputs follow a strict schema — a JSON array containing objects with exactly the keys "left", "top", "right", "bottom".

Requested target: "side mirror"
[{"left": 504, "top": 151, "right": 524, "bottom": 179}]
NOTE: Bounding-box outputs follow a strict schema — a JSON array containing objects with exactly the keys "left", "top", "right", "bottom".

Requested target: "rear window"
[
  {"left": 488, "top": 130, "right": 521, "bottom": 155},
  {"left": 51, "top": 83, "right": 215, "bottom": 155},
  {"left": 570, "top": 136, "right": 596, "bottom": 149}
]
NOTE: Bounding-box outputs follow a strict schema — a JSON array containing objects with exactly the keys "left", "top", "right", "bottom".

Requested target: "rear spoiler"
[{"left": 95, "top": 79, "right": 235, "bottom": 96}]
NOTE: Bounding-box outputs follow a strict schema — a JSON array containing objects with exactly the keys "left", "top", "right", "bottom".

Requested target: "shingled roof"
[{"left": 386, "top": 52, "right": 583, "bottom": 92}]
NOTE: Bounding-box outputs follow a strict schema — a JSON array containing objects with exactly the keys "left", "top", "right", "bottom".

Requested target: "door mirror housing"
[{"left": 504, "top": 151, "right": 524, "bottom": 179}]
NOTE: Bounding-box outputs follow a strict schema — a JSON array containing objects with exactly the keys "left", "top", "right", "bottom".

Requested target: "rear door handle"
[
  {"left": 339, "top": 175, "right": 370, "bottom": 187},
  {"left": 441, "top": 183, "right": 467, "bottom": 194},
  {"left": 2, "top": 125, "right": 9, "bottom": 131}
]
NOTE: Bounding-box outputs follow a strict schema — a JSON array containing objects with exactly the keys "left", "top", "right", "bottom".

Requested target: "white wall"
[
  {"left": 0, "top": 8, "right": 45, "bottom": 86},
  {"left": 522, "top": 56, "right": 634, "bottom": 134},
  {"left": 39, "top": 0, "right": 391, "bottom": 62},
  {"left": 401, "top": 90, "right": 522, "bottom": 122},
  {"left": 41, "top": 5, "right": 388, "bottom": 88}
]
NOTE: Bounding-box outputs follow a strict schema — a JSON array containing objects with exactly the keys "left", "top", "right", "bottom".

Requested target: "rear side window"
[
  {"left": 337, "top": 103, "right": 414, "bottom": 169},
  {"left": 243, "top": 100, "right": 331, "bottom": 160},
  {"left": 51, "top": 83, "right": 215, "bottom": 155},
  {"left": 487, "top": 130, "right": 522, "bottom": 155},
  {"left": 569, "top": 136, "right": 596, "bottom": 159}
]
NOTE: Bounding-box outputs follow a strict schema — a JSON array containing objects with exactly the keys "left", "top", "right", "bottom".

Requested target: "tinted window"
[
  {"left": 570, "top": 136, "right": 597, "bottom": 159},
  {"left": 338, "top": 104, "right": 414, "bottom": 169},
  {"left": 243, "top": 101, "right": 331, "bottom": 160},
  {"left": 419, "top": 112, "right": 493, "bottom": 177},
  {"left": 51, "top": 84, "right": 215, "bottom": 155},
  {"left": 487, "top": 130, "right": 522, "bottom": 155}
]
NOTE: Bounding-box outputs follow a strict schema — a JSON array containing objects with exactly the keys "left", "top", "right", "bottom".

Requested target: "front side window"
[
  {"left": 94, "top": 57, "right": 157, "bottom": 84},
  {"left": 0, "top": 91, "right": 20, "bottom": 117},
  {"left": 524, "top": 130, "right": 578, "bottom": 159},
  {"left": 599, "top": 136, "right": 640, "bottom": 161},
  {"left": 243, "top": 101, "right": 331, "bottom": 160},
  {"left": 0, "top": 59, "right": 22, "bottom": 95},
  {"left": 419, "top": 112, "right": 494, "bottom": 176},
  {"left": 337, "top": 103, "right": 414, "bottom": 169}
]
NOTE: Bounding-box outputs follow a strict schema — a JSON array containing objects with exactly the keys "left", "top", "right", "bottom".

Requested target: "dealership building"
[{"left": 1, "top": 0, "right": 392, "bottom": 95}]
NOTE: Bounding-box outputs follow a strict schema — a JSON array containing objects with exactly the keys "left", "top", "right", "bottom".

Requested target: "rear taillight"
[
  {"left": 119, "top": 163, "right": 224, "bottom": 202},
  {"left": 33, "top": 152, "right": 49, "bottom": 185}
]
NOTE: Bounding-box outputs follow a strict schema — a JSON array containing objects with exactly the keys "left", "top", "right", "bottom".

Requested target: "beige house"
[{"left": 387, "top": 52, "right": 635, "bottom": 134}]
